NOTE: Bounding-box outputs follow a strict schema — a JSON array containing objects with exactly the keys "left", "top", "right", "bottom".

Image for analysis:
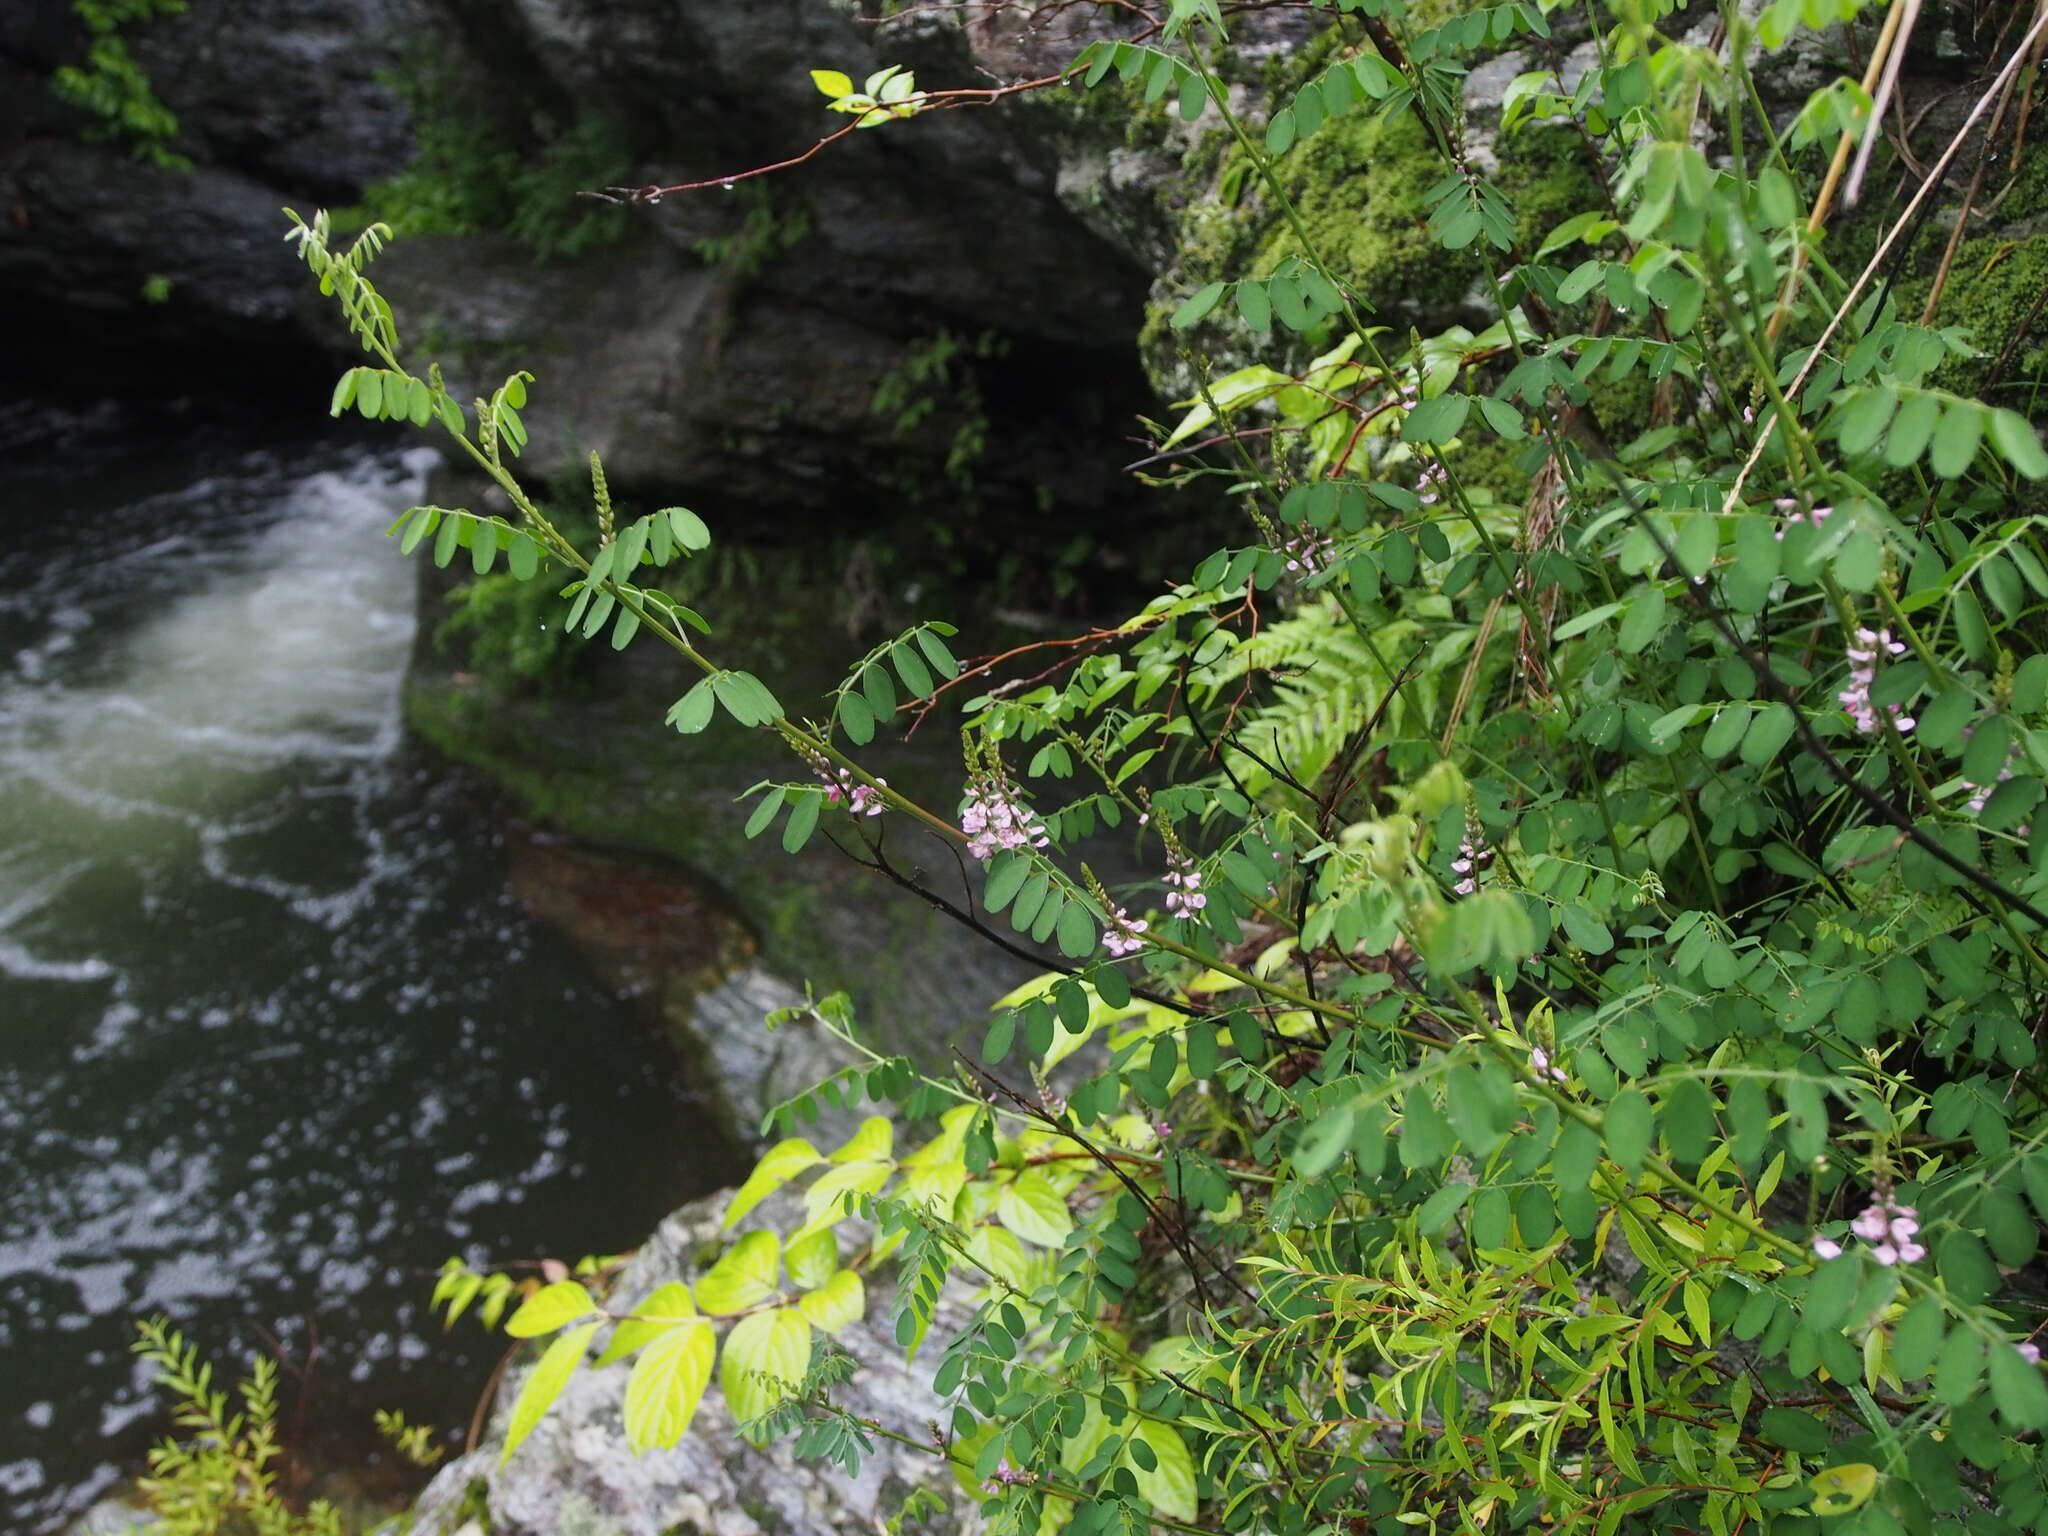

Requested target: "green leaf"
[
  {"left": 1884, "top": 392, "right": 1940, "bottom": 466},
  {"left": 719, "top": 1309, "right": 813, "bottom": 1427},
  {"left": 1938, "top": 1230, "right": 1998, "bottom": 1305},
  {"left": 501, "top": 1322, "right": 599, "bottom": 1465},
  {"left": 1890, "top": 1295, "right": 1947, "bottom": 1380},
  {"left": 724, "top": 1139, "right": 821, "bottom": 1227},
  {"left": 811, "top": 69, "right": 854, "bottom": 98},
  {"left": 622, "top": 1314, "right": 715, "bottom": 1452},
  {"left": 838, "top": 689, "right": 875, "bottom": 745},
  {"left": 695, "top": 1231, "right": 782, "bottom": 1313},
  {"left": 1170, "top": 283, "right": 1224, "bottom": 330},
  {"left": 1403, "top": 393, "right": 1471, "bottom": 445},
  {"left": 1603, "top": 1088, "right": 1653, "bottom": 1173},
  {"left": 1675, "top": 512, "right": 1719, "bottom": 577},
  {"left": 505, "top": 1281, "right": 596, "bottom": 1338},
  {"left": 1934, "top": 1325, "right": 1985, "bottom": 1404},
  {"left": 983, "top": 853, "right": 1032, "bottom": 914},
  {"left": 1236, "top": 280, "right": 1272, "bottom": 332},
  {"left": 1759, "top": 1406, "right": 1830, "bottom": 1454},
  {"left": 795, "top": 1269, "right": 866, "bottom": 1334},
  {"left": 1129, "top": 1421, "right": 1198, "bottom": 1521},
  {"left": 1741, "top": 702, "right": 1797, "bottom": 768},
  {"left": 997, "top": 1170, "right": 1074, "bottom": 1248},
  {"left": 781, "top": 789, "right": 821, "bottom": 853},
  {"left": 1477, "top": 395, "right": 1526, "bottom": 439},
  {"left": 1056, "top": 899, "right": 1097, "bottom": 959},
  {"left": 1930, "top": 400, "right": 1986, "bottom": 479},
  {"left": 1416, "top": 1182, "right": 1474, "bottom": 1235},
  {"left": 1617, "top": 583, "right": 1666, "bottom": 653},
  {"left": 915, "top": 626, "right": 959, "bottom": 678},
  {"left": 1989, "top": 407, "right": 2048, "bottom": 478},
  {"left": 1989, "top": 1342, "right": 2048, "bottom": 1428},
  {"left": 742, "top": 786, "right": 786, "bottom": 840}
]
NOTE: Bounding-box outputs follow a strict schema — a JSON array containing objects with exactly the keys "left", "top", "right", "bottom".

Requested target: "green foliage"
[
  {"left": 130, "top": 1318, "right": 350, "bottom": 1535},
  {"left": 871, "top": 329, "right": 1010, "bottom": 496},
  {"left": 280, "top": 2, "right": 2048, "bottom": 1532},
  {"left": 348, "top": 52, "right": 628, "bottom": 259},
  {"left": 49, "top": 0, "right": 189, "bottom": 169},
  {"left": 692, "top": 184, "right": 811, "bottom": 284}
]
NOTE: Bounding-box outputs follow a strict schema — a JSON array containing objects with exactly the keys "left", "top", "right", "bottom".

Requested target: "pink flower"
[
  {"left": 1530, "top": 1046, "right": 1567, "bottom": 1085},
  {"left": 1451, "top": 817, "right": 1488, "bottom": 896},
  {"left": 1845, "top": 1198, "right": 1924, "bottom": 1266},
  {"left": 1163, "top": 855, "right": 1207, "bottom": 917},
  {"left": 961, "top": 785, "right": 1049, "bottom": 861},
  {"left": 1771, "top": 498, "right": 1833, "bottom": 541},
  {"left": 1280, "top": 529, "right": 1333, "bottom": 575},
  {"left": 1103, "top": 907, "right": 1149, "bottom": 958},
  {"left": 1812, "top": 1235, "right": 1844, "bottom": 1260},
  {"left": 2020, "top": 1342, "right": 2043, "bottom": 1365},
  {"left": 1839, "top": 627, "right": 1913, "bottom": 736},
  {"left": 983, "top": 1459, "right": 1035, "bottom": 1494}
]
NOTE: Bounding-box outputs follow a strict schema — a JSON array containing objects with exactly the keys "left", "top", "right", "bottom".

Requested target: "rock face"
[
  {"left": 2, "top": 0, "right": 1164, "bottom": 524},
  {"left": 406, "top": 1186, "right": 976, "bottom": 1536},
  {"left": 354, "top": 0, "right": 1160, "bottom": 520},
  {"left": 0, "top": 0, "right": 423, "bottom": 397}
]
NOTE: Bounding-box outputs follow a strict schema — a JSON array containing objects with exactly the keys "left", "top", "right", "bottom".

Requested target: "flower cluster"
[
  {"left": 1839, "top": 627, "right": 1914, "bottom": 736},
  {"left": 1451, "top": 817, "right": 1488, "bottom": 896},
  {"left": 1771, "top": 497, "right": 1833, "bottom": 540},
  {"left": 961, "top": 784, "right": 1049, "bottom": 861},
  {"left": 1812, "top": 1196, "right": 1925, "bottom": 1266},
  {"left": 1102, "top": 906, "right": 1149, "bottom": 958},
  {"left": 804, "top": 748, "right": 886, "bottom": 817},
  {"left": 1529, "top": 1045, "right": 1568, "bottom": 1084},
  {"left": 1280, "top": 528, "right": 1333, "bottom": 576},
  {"left": 1163, "top": 854, "right": 1207, "bottom": 918},
  {"left": 1416, "top": 460, "right": 1448, "bottom": 507},
  {"left": 982, "top": 1460, "right": 1035, "bottom": 1495}
]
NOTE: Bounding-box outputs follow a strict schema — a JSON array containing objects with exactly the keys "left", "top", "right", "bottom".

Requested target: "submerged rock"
[{"left": 406, "top": 1186, "right": 975, "bottom": 1536}]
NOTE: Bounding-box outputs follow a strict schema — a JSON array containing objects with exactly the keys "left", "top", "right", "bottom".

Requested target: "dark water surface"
[{"left": 0, "top": 409, "right": 739, "bottom": 1533}]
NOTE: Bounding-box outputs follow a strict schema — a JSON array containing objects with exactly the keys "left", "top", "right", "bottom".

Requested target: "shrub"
[{"left": 277, "top": 1, "right": 2048, "bottom": 1532}]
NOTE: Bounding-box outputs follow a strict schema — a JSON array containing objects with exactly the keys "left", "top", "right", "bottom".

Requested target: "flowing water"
[{"left": 0, "top": 409, "right": 743, "bottom": 1533}]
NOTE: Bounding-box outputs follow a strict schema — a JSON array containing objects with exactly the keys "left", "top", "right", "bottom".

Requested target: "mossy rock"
[{"left": 1143, "top": 85, "right": 1605, "bottom": 393}]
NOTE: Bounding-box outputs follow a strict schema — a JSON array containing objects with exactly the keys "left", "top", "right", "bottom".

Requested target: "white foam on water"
[{"left": 0, "top": 446, "right": 436, "bottom": 972}]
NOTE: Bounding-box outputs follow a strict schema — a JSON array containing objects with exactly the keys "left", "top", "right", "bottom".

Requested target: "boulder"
[
  {"left": 0, "top": 0, "right": 422, "bottom": 397},
  {"left": 405, "top": 1185, "right": 977, "bottom": 1536}
]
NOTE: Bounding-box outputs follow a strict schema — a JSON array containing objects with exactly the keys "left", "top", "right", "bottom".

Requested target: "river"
[{"left": 0, "top": 407, "right": 743, "bottom": 1533}]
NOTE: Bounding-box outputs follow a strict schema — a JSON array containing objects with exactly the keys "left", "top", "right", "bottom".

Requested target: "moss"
[
  {"left": 1906, "top": 232, "right": 2048, "bottom": 409},
  {"left": 1143, "top": 86, "right": 1605, "bottom": 390}
]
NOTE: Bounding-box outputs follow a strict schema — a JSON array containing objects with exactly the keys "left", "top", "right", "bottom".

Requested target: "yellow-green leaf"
[
  {"left": 786, "top": 1228, "right": 839, "bottom": 1291},
  {"left": 623, "top": 1316, "right": 716, "bottom": 1452},
  {"left": 811, "top": 69, "right": 854, "bottom": 98},
  {"left": 832, "top": 1116, "right": 894, "bottom": 1163},
  {"left": 720, "top": 1309, "right": 813, "bottom": 1426},
  {"left": 996, "top": 1170, "right": 1074, "bottom": 1248},
  {"left": 504, "top": 1281, "right": 596, "bottom": 1338},
  {"left": 795, "top": 1269, "right": 866, "bottom": 1334},
  {"left": 694, "top": 1231, "right": 781, "bottom": 1314},
  {"left": 723, "top": 1138, "right": 822, "bottom": 1228},
  {"left": 501, "top": 1322, "right": 599, "bottom": 1465},
  {"left": 1808, "top": 1463, "right": 1878, "bottom": 1517}
]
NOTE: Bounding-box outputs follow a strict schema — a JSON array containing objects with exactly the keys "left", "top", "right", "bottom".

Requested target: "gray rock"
[
  {"left": 685, "top": 967, "right": 862, "bottom": 1146},
  {"left": 406, "top": 1186, "right": 977, "bottom": 1536},
  {"left": 0, "top": 0, "right": 422, "bottom": 393}
]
